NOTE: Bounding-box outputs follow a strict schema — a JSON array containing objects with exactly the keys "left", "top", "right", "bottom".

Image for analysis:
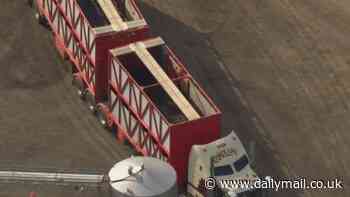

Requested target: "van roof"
[{"left": 191, "top": 131, "right": 247, "bottom": 165}]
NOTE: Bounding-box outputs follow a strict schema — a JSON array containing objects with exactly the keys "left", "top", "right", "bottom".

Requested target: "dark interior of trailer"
[
  {"left": 118, "top": 47, "right": 181, "bottom": 87},
  {"left": 147, "top": 46, "right": 180, "bottom": 78},
  {"left": 143, "top": 79, "right": 206, "bottom": 123},
  {"left": 175, "top": 80, "right": 205, "bottom": 117},
  {"left": 77, "top": 0, "right": 110, "bottom": 27},
  {"left": 77, "top": 0, "right": 140, "bottom": 28},
  {"left": 117, "top": 48, "right": 190, "bottom": 123},
  {"left": 118, "top": 53, "right": 157, "bottom": 86},
  {"left": 144, "top": 86, "right": 187, "bottom": 123},
  {"left": 111, "top": 0, "right": 137, "bottom": 22}
]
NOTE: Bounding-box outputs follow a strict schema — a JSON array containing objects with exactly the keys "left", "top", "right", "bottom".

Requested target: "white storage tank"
[{"left": 108, "top": 156, "right": 178, "bottom": 197}]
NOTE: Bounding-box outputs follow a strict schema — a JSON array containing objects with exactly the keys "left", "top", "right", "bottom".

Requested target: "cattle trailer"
[
  {"left": 33, "top": 0, "right": 222, "bottom": 187},
  {"left": 36, "top": 0, "right": 150, "bottom": 107}
]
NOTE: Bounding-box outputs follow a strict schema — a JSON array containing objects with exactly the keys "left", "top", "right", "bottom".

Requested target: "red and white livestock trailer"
[
  {"left": 32, "top": 0, "right": 222, "bottom": 187},
  {"left": 35, "top": 0, "right": 150, "bottom": 108},
  {"left": 97, "top": 37, "right": 221, "bottom": 185}
]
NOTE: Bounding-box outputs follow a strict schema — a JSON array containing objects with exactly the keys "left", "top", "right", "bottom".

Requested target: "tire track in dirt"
[
  {"left": 280, "top": 0, "right": 350, "bottom": 177},
  {"left": 278, "top": 0, "right": 350, "bottom": 189},
  {"left": 231, "top": 0, "right": 297, "bottom": 174}
]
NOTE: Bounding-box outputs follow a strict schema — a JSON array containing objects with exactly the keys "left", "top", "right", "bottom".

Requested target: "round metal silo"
[{"left": 108, "top": 156, "right": 177, "bottom": 197}]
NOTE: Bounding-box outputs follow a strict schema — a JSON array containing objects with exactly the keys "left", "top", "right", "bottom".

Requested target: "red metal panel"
[
  {"left": 169, "top": 114, "right": 221, "bottom": 187},
  {"left": 108, "top": 56, "right": 171, "bottom": 152},
  {"left": 109, "top": 86, "right": 169, "bottom": 160},
  {"left": 54, "top": 34, "right": 66, "bottom": 58},
  {"left": 128, "top": 0, "right": 144, "bottom": 18},
  {"left": 95, "top": 27, "right": 150, "bottom": 102},
  {"left": 37, "top": 0, "right": 96, "bottom": 92},
  {"left": 108, "top": 79, "right": 170, "bottom": 157}
]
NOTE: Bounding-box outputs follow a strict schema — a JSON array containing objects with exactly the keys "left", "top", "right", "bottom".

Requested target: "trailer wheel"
[
  {"left": 36, "top": 13, "right": 49, "bottom": 28},
  {"left": 96, "top": 104, "right": 109, "bottom": 129},
  {"left": 85, "top": 91, "right": 96, "bottom": 113},
  {"left": 27, "top": 0, "right": 34, "bottom": 7},
  {"left": 72, "top": 76, "right": 85, "bottom": 99},
  {"left": 31, "top": 1, "right": 50, "bottom": 29}
]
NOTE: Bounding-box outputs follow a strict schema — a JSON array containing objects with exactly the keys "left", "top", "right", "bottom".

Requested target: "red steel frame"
[
  {"left": 104, "top": 38, "right": 222, "bottom": 186},
  {"left": 36, "top": 0, "right": 150, "bottom": 103}
]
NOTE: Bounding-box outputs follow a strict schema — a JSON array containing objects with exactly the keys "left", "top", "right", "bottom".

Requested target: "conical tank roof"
[{"left": 108, "top": 156, "right": 177, "bottom": 197}]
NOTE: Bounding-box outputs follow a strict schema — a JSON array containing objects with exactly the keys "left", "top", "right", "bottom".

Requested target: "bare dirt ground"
[
  {"left": 0, "top": 1, "right": 132, "bottom": 196},
  {"left": 0, "top": 0, "right": 349, "bottom": 197}
]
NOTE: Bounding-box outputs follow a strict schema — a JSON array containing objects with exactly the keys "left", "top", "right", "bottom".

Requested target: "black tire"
[
  {"left": 85, "top": 91, "right": 96, "bottom": 113},
  {"left": 31, "top": 1, "right": 50, "bottom": 29},
  {"left": 123, "top": 139, "right": 133, "bottom": 147},
  {"left": 27, "top": 0, "right": 34, "bottom": 7},
  {"left": 37, "top": 14, "right": 49, "bottom": 28},
  {"left": 110, "top": 126, "right": 118, "bottom": 136},
  {"left": 96, "top": 105, "right": 108, "bottom": 129},
  {"left": 72, "top": 76, "right": 85, "bottom": 99}
]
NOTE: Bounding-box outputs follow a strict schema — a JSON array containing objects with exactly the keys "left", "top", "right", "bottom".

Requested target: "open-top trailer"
[
  {"left": 28, "top": 0, "right": 266, "bottom": 196},
  {"left": 34, "top": 0, "right": 150, "bottom": 110}
]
